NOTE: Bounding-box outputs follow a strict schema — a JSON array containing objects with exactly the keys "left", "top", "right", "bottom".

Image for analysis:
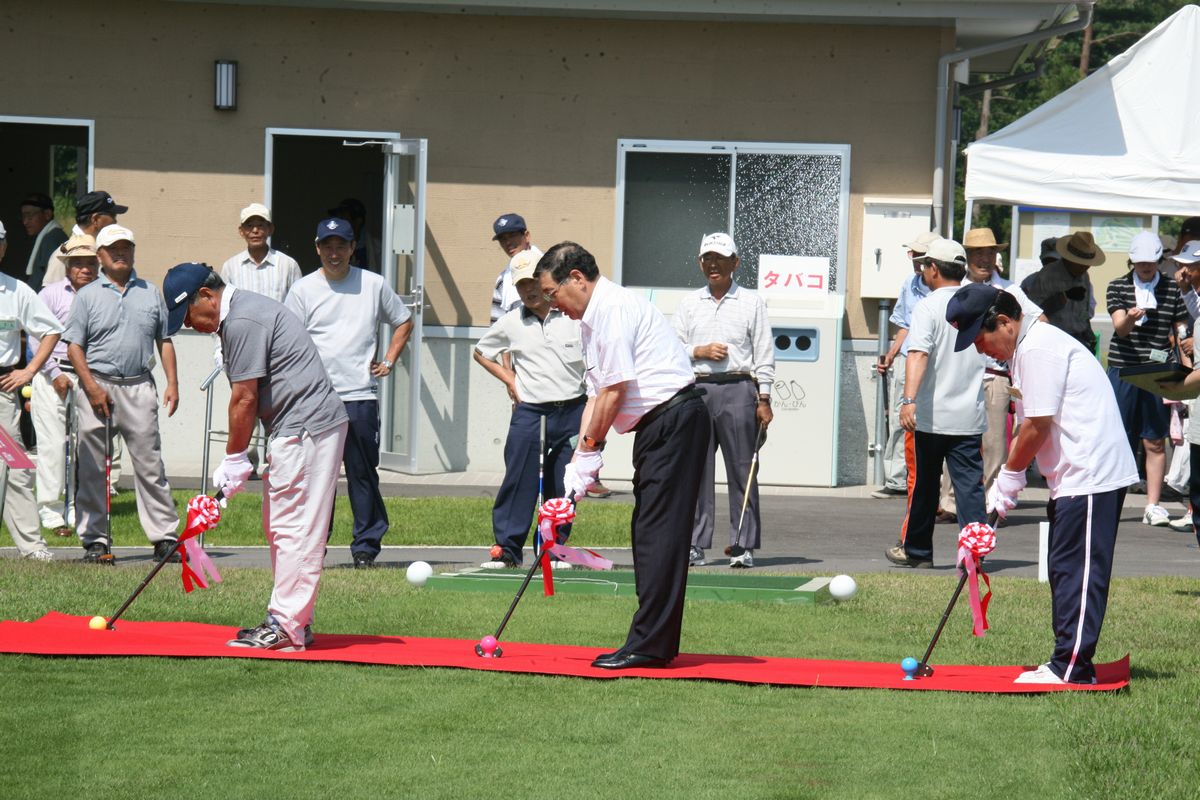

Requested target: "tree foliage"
[{"left": 955, "top": 1, "right": 1194, "bottom": 242}]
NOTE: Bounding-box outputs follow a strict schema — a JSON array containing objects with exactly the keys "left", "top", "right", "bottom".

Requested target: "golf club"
[
  {"left": 476, "top": 490, "right": 576, "bottom": 658},
  {"left": 915, "top": 510, "right": 1000, "bottom": 677},
  {"left": 727, "top": 423, "right": 767, "bottom": 559},
  {"left": 103, "top": 490, "right": 225, "bottom": 630},
  {"left": 104, "top": 411, "right": 112, "bottom": 544},
  {"left": 63, "top": 386, "right": 74, "bottom": 528}
]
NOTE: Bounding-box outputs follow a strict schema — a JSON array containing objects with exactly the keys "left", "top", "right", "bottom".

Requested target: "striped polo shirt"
[{"left": 1105, "top": 272, "right": 1188, "bottom": 368}]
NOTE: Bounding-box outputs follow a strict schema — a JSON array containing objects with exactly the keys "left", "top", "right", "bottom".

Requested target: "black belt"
[
  {"left": 634, "top": 385, "right": 704, "bottom": 433},
  {"left": 530, "top": 394, "right": 587, "bottom": 409},
  {"left": 695, "top": 372, "right": 753, "bottom": 385},
  {"left": 985, "top": 368, "right": 1010, "bottom": 378}
]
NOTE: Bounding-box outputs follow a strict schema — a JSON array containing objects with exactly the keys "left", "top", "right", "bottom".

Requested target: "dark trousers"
[
  {"left": 901, "top": 430, "right": 985, "bottom": 561},
  {"left": 492, "top": 398, "right": 585, "bottom": 564},
  {"left": 338, "top": 400, "right": 389, "bottom": 557},
  {"left": 623, "top": 395, "right": 711, "bottom": 660},
  {"left": 1188, "top": 444, "right": 1200, "bottom": 548},
  {"left": 1045, "top": 489, "right": 1124, "bottom": 683},
  {"left": 692, "top": 380, "right": 761, "bottom": 551}
]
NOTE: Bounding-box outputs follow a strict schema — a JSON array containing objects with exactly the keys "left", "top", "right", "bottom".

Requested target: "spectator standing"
[
  {"left": 674, "top": 233, "right": 774, "bottom": 568},
  {"left": 31, "top": 235, "right": 101, "bottom": 537},
  {"left": 63, "top": 225, "right": 180, "bottom": 564},
  {"left": 474, "top": 250, "right": 586, "bottom": 568},
  {"left": 1021, "top": 231, "right": 1104, "bottom": 352},
  {"left": 48, "top": 191, "right": 128, "bottom": 287},
  {"left": 1105, "top": 230, "right": 1189, "bottom": 527},
  {"left": 886, "top": 238, "right": 986, "bottom": 568},
  {"left": 18, "top": 193, "right": 68, "bottom": 291},
  {"left": 220, "top": 203, "right": 302, "bottom": 303},
  {"left": 285, "top": 218, "right": 412, "bottom": 568},
  {"left": 873, "top": 230, "right": 937, "bottom": 499}
]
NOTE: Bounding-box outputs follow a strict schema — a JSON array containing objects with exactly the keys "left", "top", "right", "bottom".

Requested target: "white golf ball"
[
  {"left": 829, "top": 574, "right": 857, "bottom": 601},
  {"left": 406, "top": 560, "right": 433, "bottom": 587}
]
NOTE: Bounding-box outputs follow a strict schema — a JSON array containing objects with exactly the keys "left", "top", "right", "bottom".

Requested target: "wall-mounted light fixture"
[{"left": 214, "top": 60, "right": 238, "bottom": 111}]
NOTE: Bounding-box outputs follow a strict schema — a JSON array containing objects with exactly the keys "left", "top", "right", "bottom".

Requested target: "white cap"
[
  {"left": 902, "top": 230, "right": 939, "bottom": 254},
  {"left": 239, "top": 203, "right": 272, "bottom": 225},
  {"left": 1128, "top": 230, "right": 1163, "bottom": 263},
  {"left": 1172, "top": 240, "right": 1200, "bottom": 265},
  {"left": 699, "top": 232, "right": 736, "bottom": 258},
  {"left": 95, "top": 224, "right": 135, "bottom": 248},
  {"left": 925, "top": 237, "right": 967, "bottom": 265},
  {"left": 509, "top": 249, "right": 540, "bottom": 284}
]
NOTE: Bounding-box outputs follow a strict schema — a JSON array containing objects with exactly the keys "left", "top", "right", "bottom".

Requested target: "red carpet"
[{"left": 0, "top": 612, "right": 1129, "bottom": 693}]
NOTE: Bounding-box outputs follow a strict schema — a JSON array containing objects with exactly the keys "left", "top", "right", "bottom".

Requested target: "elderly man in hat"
[
  {"left": 1021, "top": 231, "right": 1104, "bottom": 352},
  {"left": 1105, "top": 230, "right": 1190, "bottom": 527},
  {"left": 0, "top": 218, "right": 64, "bottom": 560},
  {"left": 18, "top": 192, "right": 68, "bottom": 291},
  {"left": 31, "top": 235, "right": 102, "bottom": 537},
  {"left": 949, "top": 281, "right": 1136, "bottom": 685},
  {"left": 873, "top": 230, "right": 937, "bottom": 499},
  {"left": 220, "top": 203, "right": 302, "bottom": 304}
]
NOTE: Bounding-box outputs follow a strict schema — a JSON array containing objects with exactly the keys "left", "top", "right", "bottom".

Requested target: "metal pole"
[
  {"left": 872, "top": 299, "right": 892, "bottom": 487},
  {"left": 199, "top": 365, "right": 222, "bottom": 497}
]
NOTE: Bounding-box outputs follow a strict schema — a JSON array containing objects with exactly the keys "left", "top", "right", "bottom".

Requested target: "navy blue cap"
[
  {"left": 163, "top": 262, "right": 215, "bottom": 336},
  {"left": 491, "top": 213, "right": 527, "bottom": 240},
  {"left": 946, "top": 282, "right": 1001, "bottom": 352},
  {"left": 315, "top": 217, "right": 354, "bottom": 242}
]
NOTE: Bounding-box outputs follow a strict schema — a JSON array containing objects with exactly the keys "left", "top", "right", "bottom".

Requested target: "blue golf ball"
[{"left": 900, "top": 657, "right": 919, "bottom": 675}]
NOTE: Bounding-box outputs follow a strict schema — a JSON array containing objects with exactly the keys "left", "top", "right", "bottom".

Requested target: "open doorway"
[
  {"left": 0, "top": 118, "right": 92, "bottom": 280},
  {"left": 266, "top": 130, "right": 390, "bottom": 274}
]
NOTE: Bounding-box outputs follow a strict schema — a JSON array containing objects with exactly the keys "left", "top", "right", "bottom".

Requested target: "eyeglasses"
[
  {"left": 543, "top": 276, "right": 572, "bottom": 303},
  {"left": 241, "top": 221, "right": 270, "bottom": 231},
  {"left": 700, "top": 253, "right": 735, "bottom": 264}
]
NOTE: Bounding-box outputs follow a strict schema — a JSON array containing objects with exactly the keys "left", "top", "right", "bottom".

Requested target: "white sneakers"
[
  {"left": 24, "top": 549, "right": 54, "bottom": 562},
  {"left": 1013, "top": 663, "right": 1065, "bottom": 684},
  {"left": 729, "top": 549, "right": 754, "bottom": 568},
  {"left": 1168, "top": 514, "right": 1194, "bottom": 531},
  {"left": 1143, "top": 505, "right": 1171, "bottom": 526}
]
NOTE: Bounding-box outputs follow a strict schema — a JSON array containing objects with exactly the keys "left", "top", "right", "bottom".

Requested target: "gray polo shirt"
[
  {"left": 62, "top": 271, "right": 170, "bottom": 378},
  {"left": 220, "top": 288, "right": 347, "bottom": 440}
]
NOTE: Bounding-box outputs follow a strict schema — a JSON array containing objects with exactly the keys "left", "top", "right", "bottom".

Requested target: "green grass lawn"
[
  {"left": 36, "top": 491, "right": 634, "bottom": 549},
  {"left": 1, "top": 560, "right": 1197, "bottom": 799}
]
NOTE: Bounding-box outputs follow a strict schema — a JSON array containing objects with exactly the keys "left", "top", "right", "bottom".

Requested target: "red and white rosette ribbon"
[
  {"left": 179, "top": 495, "right": 223, "bottom": 594},
  {"left": 537, "top": 498, "right": 577, "bottom": 596},
  {"left": 957, "top": 521, "right": 996, "bottom": 637}
]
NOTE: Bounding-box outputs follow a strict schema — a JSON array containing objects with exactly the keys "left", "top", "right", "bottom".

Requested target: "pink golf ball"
[{"left": 479, "top": 635, "right": 499, "bottom": 657}]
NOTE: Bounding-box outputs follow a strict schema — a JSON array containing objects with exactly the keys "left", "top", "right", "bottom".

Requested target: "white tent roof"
[{"left": 965, "top": 4, "right": 1200, "bottom": 216}]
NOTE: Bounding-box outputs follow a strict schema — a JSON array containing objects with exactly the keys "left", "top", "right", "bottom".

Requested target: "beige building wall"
[{"left": 6, "top": 0, "right": 945, "bottom": 340}]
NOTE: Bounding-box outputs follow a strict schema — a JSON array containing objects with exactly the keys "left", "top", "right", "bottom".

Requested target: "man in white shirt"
[
  {"left": 951, "top": 282, "right": 1137, "bottom": 685},
  {"left": 674, "top": 233, "right": 774, "bottom": 568},
  {"left": 474, "top": 250, "right": 586, "bottom": 568},
  {"left": 537, "top": 242, "right": 711, "bottom": 670},
  {"left": 887, "top": 238, "right": 987, "bottom": 568},
  {"left": 220, "top": 203, "right": 302, "bottom": 304},
  {"left": 285, "top": 218, "right": 412, "bottom": 568}
]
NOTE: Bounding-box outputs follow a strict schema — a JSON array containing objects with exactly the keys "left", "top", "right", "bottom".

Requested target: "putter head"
[
  {"left": 725, "top": 545, "right": 747, "bottom": 557},
  {"left": 916, "top": 662, "right": 934, "bottom": 678}
]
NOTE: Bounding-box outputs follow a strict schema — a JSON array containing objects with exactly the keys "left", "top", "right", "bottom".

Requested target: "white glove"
[
  {"left": 986, "top": 466, "right": 1026, "bottom": 520},
  {"left": 563, "top": 449, "right": 604, "bottom": 500},
  {"left": 213, "top": 451, "right": 253, "bottom": 501}
]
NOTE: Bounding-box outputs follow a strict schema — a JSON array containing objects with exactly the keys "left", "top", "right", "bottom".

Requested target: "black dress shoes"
[{"left": 591, "top": 652, "right": 670, "bottom": 670}]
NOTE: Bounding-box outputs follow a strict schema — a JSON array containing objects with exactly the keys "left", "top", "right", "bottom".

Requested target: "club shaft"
[
  {"left": 106, "top": 539, "right": 186, "bottom": 627},
  {"left": 732, "top": 422, "right": 765, "bottom": 551},
  {"left": 918, "top": 568, "right": 969, "bottom": 669},
  {"left": 492, "top": 555, "right": 543, "bottom": 641}
]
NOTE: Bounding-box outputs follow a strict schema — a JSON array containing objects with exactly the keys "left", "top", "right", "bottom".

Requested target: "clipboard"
[{"left": 1118, "top": 362, "right": 1196, "bottom": 398}]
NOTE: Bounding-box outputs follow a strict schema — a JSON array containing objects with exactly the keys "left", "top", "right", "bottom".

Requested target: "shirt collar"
[
  {"left": 219, "top": 285, "right": 237, "bottom": 324},
  {"left": 581, "top": 275, "right": 613, "bottom": 329},
  {"left": 242, "top": 249, "right": 277, "bottom": 268},
  {"left": 701, "top": 282, "right": 741, "bottom": 301}
]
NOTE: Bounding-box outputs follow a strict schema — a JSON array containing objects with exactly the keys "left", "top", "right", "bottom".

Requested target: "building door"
[{"left": 0, "top": 117, "right": 93, "bottom": 280}]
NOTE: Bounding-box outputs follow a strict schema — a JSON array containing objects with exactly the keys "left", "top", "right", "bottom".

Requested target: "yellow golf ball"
[
  {"left": 88, "top": 616, "right": 108, "bottom": 630},
  {"left": 20, "top": 386, "right": 31, "bottom": 399}
]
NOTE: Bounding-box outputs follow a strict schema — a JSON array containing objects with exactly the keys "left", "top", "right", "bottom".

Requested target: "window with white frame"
[{"left": 614, "top": 140, "right": 850, "bottom": 293}]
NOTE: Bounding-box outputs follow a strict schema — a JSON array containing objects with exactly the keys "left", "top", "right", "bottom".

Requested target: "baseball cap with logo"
[
  {"left": 1128, "top": 230, "right": 1163, "bottom": 263},
  {"left": 946, "top": 282, "right": 1002, "bottom": 352},
  {"left": 163, "top": 262, "right": 216, "bottom": 336},
  {"left": 509, "top": 249, "right": 541, "bottom": 285},
  {"left": 76, "top": 190, "right": 129, "bottom": 218},
  {"left": 239, "top": 203, "right": 272, "bottom": 225},
  {"left": 925, "top": 237, "right": 967, "bottom": 265},
  {"left": 95, "top": 225, "right": 135, "bottom": 248},
  {"left": 1171, "top": 240, "right": 1200, "bottom": 265},
  {"left": 492, "top": 213, "right": 527, "bottom": 240},
  {"left": 699, "top": 233, "right": 737, "bottom": 258},
  {"left": 315, "top": 217, "right": 354, "bottom": 243}
]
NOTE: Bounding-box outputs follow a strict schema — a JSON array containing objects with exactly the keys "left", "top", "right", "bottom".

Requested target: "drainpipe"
[{"left": 932, "top": 2, "right": 1094, "bottom": 235}]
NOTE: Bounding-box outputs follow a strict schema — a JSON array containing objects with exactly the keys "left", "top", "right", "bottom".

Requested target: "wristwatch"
[
  {"left": 757, "top": 394, "right": 771, "bottom": 406},
  {"left": 898, "top": 396, "right": 916, "bottom": 407},
  {"left": 380, "top": 360, "right": 393, "bottom": 370},
  {"left": 582, "top": 434, "right": 606, "bottom": 451}
]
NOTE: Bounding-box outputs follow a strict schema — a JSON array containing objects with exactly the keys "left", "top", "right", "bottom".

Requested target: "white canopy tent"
[{"left": 964, "top": 4, "right": 1200, "bottom": 219}]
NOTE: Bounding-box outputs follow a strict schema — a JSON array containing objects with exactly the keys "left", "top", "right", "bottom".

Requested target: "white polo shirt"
[
  {"left": 475, "top": 306, "right": 586, "bottom": 404},
  {"left": 1010, "top": 317, "right": 1138, "bottom": 498},
  {"left": 0, "top": 274, "right": 63, "bottom": 367},
  {"left": 581, "top": 276, "right": 693, "bottom": 434},
  {"left": 907, "top": 284, "right": 986, "bottom": 435}
]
